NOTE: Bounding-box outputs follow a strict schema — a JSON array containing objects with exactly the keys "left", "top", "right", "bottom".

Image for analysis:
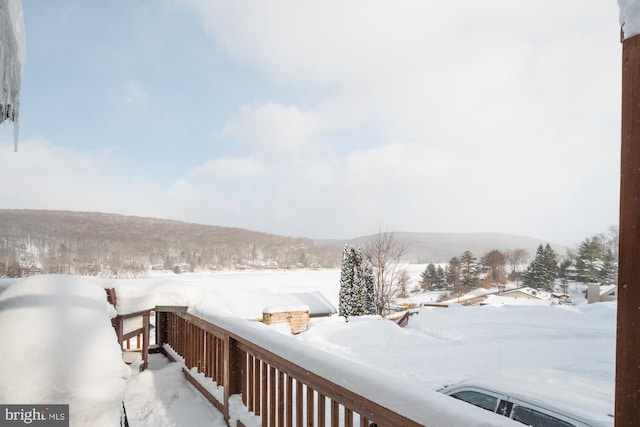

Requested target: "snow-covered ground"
[{"left": 0, "top": 268, "right": 616, "bottom": 426}]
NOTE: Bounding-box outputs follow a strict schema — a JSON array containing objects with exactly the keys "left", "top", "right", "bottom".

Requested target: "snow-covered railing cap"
[
  {"left": 619, "top": 0, "right": 640, "bottom": 40},
  {"left": 0, "top": 0, "right": 26, "bottom": 152}
]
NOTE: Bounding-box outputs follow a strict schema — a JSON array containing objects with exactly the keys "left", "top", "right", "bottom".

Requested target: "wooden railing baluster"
[
  {"left": 330, "top": 401, "right": 339, "bottom": 427},
  {"left": 277, "top": 370, "right": 285, "bottom": 427},
  {"left": 345, "top": 407, "right": 353, "bottom": 427},
  {"left": 295, "top": 381, "right": 303, "bottom": 427},
  {"left": 269, "top": 365, "right": 277, "bottom": 427},
  {"left": 286, "top": 374, "right": 293, "bottom": 427},
  {"left": 317, "top": 392, "right": 325, "bottom": 427},
  {"left": 307, "top": 386, "right": 315, "bottom": 427},
  {"left": 154, "top": 309, "right": 428, "bottom": 427}
]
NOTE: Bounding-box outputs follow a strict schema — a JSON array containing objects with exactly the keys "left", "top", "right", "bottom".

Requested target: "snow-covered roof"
[
  {"left": 482, "top": 294, "right": 552, "bottom": 307},
  {"left": 111, "top": 276, "right": 337, "bottom": 319},
  {"left": 600, "top": 284, "right": 617, "bottom": 296},
  {"left": 263, "top": 304, "right": 309, "bottom": 314},
  {"left": 501, "top": 287, "right": 547, "bottom": 299}
]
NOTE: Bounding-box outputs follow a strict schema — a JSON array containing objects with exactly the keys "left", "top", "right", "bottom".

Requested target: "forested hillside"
[
  {"left": 0, "top": 210, "right": 342, "bottom": 277},
  {"left": 320, "top": 232, "right": 566, "bottom": 264}
]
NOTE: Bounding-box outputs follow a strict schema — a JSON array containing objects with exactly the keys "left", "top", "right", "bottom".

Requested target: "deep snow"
[
  {"left": 0, "top": 275, "right": 130, "bottom": 426},
  {"left": 620, "top": 0, "right": 640, "bottom": 38},
  {"left": 0, "top": 269, "right": 616, "bottom": 426}
]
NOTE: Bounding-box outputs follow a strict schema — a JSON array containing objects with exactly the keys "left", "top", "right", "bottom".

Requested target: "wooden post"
[
  {"left": 617, "top": 32, "right": 640, "bottom": 425},
  {"left": 115, "top": 316, "right": 124, "bottom": 351},
  {"left": 223, "top": 334, "right": 243, "bottom": 423},
  {"left": 156, "top": 311, "right": 167, "bottom": 347},
  {"left": 142, "top": 312, "right": 150, "bottom": 371}
]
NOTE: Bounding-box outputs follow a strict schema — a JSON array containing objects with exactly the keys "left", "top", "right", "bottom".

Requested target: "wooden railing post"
[
  {"left": 223, "top": 334, "right": 243, "bottom": 423},
  {"left": 115, "top": 316, "right": 124, "bottom": 351},
  {"left": 617, "top": 32, "right": 640, "bottom": 425},
  {"left": 142, "top": 312, "right": 150, "bottom": 371},
  {"left": 156, "top": 310, "right": 167, "bottom": 346}
]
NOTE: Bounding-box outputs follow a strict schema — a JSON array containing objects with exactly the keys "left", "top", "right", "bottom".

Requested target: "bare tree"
[
  {"left": 506, "top": 248, "right": 528, "bottom": 275},
  {"left": 362, "top": 230, "right": 407, "bottom": 315},
  {"left": 481, "top": 249, "right": 507, "bottom": 284}
]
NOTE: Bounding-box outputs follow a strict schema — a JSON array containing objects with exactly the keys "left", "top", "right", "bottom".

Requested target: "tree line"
[
  {"left": 419, "top": 227, "right": 618, "bottom": 296},
  {"left": 0, "top": 210, "right": 342, "bottom": 278}
]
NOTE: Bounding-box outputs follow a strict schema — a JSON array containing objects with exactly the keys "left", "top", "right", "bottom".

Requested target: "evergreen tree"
[
  {"left": 460, "top": 250, "right": 479, "bottom": 288},
  {"left": 420, "top": 264, "right": 433, "bottom": 290},
  {"left": 350, "top": 247, "right": 366, "bottom": 316},
  {"left": 338, "top": 245, "right": 355, "bottom": 318},
  {"left": 576, "top": 236, "right": 617, "bottom": 284},
  {"left": 338, "top": 245, "right": 367, "bottom": 318},
  {"left": 434, "top": 265, "right": 446, "bottom": 290},
  {"left": 542, "top": 244, "right": 558, "bottom": 291},
  {"left": 363, "top": 261, "right": 376, "bottom": 315},
  {"left": 446, "top": 257, "right": 462, "bottom": 294},
  {"left": 600, "top": 248, "right": 617, "bottom": 284},
  {"left": 523, "top": 245, "right": 542, "bottom": 289},
  {"left": 523, "top": 244, "right": 557, "bottom": 291}
]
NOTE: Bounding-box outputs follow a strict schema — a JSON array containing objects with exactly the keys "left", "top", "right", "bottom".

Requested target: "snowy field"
[{"left": 0, "top": 268, "right": 616, "bottom": 426}]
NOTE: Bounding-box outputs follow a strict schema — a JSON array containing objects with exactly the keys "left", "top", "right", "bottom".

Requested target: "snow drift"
[{"left": 0, "top": 275, "right": 130, "bottom": 426}]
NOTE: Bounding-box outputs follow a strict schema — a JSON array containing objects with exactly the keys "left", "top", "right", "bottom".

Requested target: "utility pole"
[{"left": 616, "top": 31, "right": 640, "bottom": 426}]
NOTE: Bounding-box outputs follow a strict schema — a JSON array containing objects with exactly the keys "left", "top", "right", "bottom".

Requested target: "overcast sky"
[{"left": 0, "top": 1, "right": 622, "bottom": 246}]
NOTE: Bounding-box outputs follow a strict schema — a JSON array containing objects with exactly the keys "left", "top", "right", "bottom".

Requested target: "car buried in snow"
[{"left": 437, "top": 371, "right": 614, "bottom": 427}]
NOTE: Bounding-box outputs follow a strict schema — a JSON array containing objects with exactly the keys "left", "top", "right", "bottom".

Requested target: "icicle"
[
  {"left": 0, "top": 0, "right": 26, "bottom": 152},
  {"left": 13, "top": 113, "right": 18, "bottom": 152}
]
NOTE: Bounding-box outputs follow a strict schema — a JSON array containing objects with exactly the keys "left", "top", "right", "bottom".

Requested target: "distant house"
[
  {"left": 564, "top": 265, "right": 579, "bottom": 281},
  {"left": 261, "top": 291, "right": 336, "bottom": 333},
  {"left": 500, "top": 287, "right": 546, "bottom": 300},
  {"left": 481, "top": 287, "right": 552, "bottom": 306},
  {"left": 263, "top": 305, "right": 310, "bottom": 334},
  {"left": 587, "top": 284, "right": 617, "bottom": 304},
  {"left": 289, "top": 291, "right": 336, "bottom": 318}
]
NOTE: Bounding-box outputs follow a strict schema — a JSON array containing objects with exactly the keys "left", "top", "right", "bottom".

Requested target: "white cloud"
[
  {"left": 187, "top": 156, "right": 264, "bottom": 181},
  {"left": 0, "top": 139, "right": 161, "bottom": 218},
  {"left": 224, "top": 102, "right": 321, "bottom": 154},
  {"left": 122, "top": 81, "right": 149, "bottom": 106},
  {"left": 178, "top": 0, "right": 619, "bottom": 244}
]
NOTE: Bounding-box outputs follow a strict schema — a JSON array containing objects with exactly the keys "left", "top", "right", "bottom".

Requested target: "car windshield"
[
  {"left": 511, "top": 404, "right": 576, "bottom": 427},
  {"left": 450, "top": 390, "right": 499, "bottom": 412}
]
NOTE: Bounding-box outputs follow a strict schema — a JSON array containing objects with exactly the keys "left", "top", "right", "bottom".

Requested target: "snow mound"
[
  {"left": 619, "top": 0, "right": 640, "bottom": 39},
  {"left": 0, "top": 275, "right": 130, "bottom": 426}
]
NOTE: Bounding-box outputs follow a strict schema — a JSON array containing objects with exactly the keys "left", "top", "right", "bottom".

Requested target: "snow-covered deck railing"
[
  {"left": 106, "top": 287, "right": 153, "bottom": 370},
  {"left": 155, "top": 308, "right": 519, "bottom": 427},
  {"left": 112, "top": 308, "right": 152, "bottom": 370}
]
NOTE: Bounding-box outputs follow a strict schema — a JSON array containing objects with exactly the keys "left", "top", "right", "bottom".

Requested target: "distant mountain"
[
  {"left": 0, "top": 210, "right": 568, "bottom": 279},
  {"left": 0, "top": 210, "right": 342, "bottom": 277},
  {"left": 317, "top": 232, "right": 567, "bottom": 263}
]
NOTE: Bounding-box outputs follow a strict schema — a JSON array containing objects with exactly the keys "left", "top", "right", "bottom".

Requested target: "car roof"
[{"left": 439, "top": 369, "right": 614, "bottom": 426}]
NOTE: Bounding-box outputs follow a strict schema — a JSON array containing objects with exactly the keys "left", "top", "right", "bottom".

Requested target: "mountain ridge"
[
  {"left": 317, "top": 231, "right": 566, "bottom": 264},
  {"left": 0, "top": 210, "right": 566, "bottom": 277}
]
